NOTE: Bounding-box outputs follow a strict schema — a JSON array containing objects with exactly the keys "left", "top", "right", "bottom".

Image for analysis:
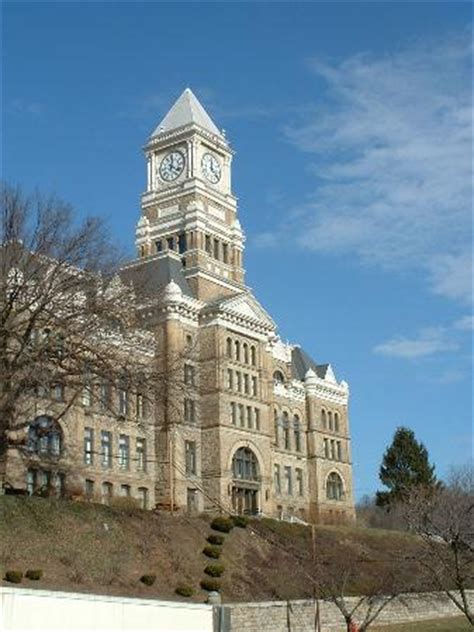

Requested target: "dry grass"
[
  {"left": 372, "top": 616, "right": 470, "bottom": 631},
  {"left": 0, "top": 496, "right": 430, "bottom": 603}
]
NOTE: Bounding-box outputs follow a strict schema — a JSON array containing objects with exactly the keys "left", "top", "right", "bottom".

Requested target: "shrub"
[
  {"left": 200, "top": 578, "right": 220, "bottom": 592},
  {"left": 139, "top": 574, "right": 156, "bottom": 586},
  {"left": 204, "top": 564, "right": 225, "bottom": 578},
  {"left": 210, "top": 516, "right": 234, "bottom": 533},
  {"left": 232, "top": 515, "right": 249, "bottom": 528},
  {"left": 110, "top": 497, "right": 141, "bottom": 514},
  {"left": 207, "top": 534, "right": 225, "bottom": 546},
  {"left": 5, "top": 571, "right": 23, "bottom": 583},
  {"left": 175, "top": 584, "right": 194, "bottom": 598},
  {"left": 25, "top": 569, "right": 43, "bottom": 580},
  {"left": 203, "top": 545, "right": 221, "bottom": 559}
]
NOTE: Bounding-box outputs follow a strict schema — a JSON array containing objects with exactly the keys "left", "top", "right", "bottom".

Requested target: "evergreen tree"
[{"left": 376, "top": 427, "right": 438, "bottom": 507}]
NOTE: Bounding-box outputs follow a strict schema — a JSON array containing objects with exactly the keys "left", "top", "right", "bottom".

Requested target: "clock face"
[
  {"left": 159, "top": 151, "right": 185, "bottom": 182},
  {"left": 201, "top": 153, "right": 221, "bottom": 184}
]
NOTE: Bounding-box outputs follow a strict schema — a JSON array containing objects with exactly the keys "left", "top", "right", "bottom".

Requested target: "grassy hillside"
[{"left": 0, "top": 496, "right": 425, "bottom": 603}]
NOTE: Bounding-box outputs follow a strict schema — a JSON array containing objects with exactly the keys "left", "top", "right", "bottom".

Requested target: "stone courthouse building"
[{"left": 1, "top": 90, "right": 355, "bottom": 523}]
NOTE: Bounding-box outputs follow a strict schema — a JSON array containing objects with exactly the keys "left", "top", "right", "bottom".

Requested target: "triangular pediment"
[{"left": 216, "top": 292, "right": 276, "bottom": 329}]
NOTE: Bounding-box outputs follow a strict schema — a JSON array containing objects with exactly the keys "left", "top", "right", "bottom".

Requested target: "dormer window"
[{"left": 273, "top": 370, "right": 285, "bottom": 385}]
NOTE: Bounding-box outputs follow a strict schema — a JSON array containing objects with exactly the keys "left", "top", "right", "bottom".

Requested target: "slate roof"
[
  {"left": 291, "top": 346, "right": 329, "bottom": 381},
  {"left": 120, "top": 253, "right": 193, "bottom": 298},
  {"left": 150, "top": 88, "right": 222, "bottom": 139}
]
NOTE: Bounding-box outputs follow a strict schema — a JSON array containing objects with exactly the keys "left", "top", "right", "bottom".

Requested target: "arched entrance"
[{"left": 231, "top": 447, "right": 260, "bottom": 515}]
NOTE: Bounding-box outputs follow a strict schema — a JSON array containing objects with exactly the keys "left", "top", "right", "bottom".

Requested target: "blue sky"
[{"left": 2, "top": 2, "right": 472, "bottom": 500}]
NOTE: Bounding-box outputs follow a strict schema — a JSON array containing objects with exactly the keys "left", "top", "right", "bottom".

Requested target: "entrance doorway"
[{"left": 231, "top": 447, "right": 260, "bottom": 515}]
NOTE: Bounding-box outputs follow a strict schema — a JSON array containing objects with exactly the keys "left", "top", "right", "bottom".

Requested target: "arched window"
[
  {"left": 328, "top": 411, "right": 333, "bottom": 431},
  {"left": 293, "top": 415, "right": 302, "bottom": 452},
  {"left": 235, "top": 340, "right": 241, "bottom": 361},
  {"left": 27, "top": 416, "right": 62, "bottom": 457},
  {"left": 273, "top": 370, "right": 285, "bottom": 385},
  {"left": 274, "top": 409, "right": 279, "bottom": 446},
  {"left": 321, "top": 409, "right": 327, "bottom": 428},
  {"left": 250, "top": 346, "right": 256, "bottom": 366},
  {"left": 243, "top": 343, "right": 249, "bottom": 364},
  {"left": 282, "top": 411, "right": 290, "bottom": 450},
  {"left": 326, "top": 472, "right": 344, "bottom": 501},
  {"left": 334, "top": 412, "right": 340, "bottom": 432},
  {"left": 226, "top": 337, "right": 232, "bottom": 358},
  {"left": 232, "top": 447, "right": 259, "bottom": 481}
]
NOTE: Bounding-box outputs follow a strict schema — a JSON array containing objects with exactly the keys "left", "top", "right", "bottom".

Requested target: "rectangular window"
[
  {"left": 324, "top": 438, "right": 330, "bottom": 459},
  {"left": 185, "top": 440, "right": 197, "bottom": 475},
  {"left": 52, "top": 383, "right": 64, "bottom": 402},
  {"left": 85, "top": 479, "right": 94, "bottom": 497},
  {"left": 231, "top": 402, "right": 237, "bottom": 425},
  {"left": 102, "top": 482, "right": 113, "bottom": 503},
  {"left": 84, "top": 427, "right": 94, "bottom": 465},
  {"left": 120, "top": 484, "right": 131, "bottom": 497},
  {"left": 167, "top": 236, "right": 175, "bottom": 250},
  {"left": 294, "top": 427, "right": 302, "bottom": 452},
  {"left": 205, "top": 235, "right": 212, "bottom": 254},
  {"left": 136, "top": 438, "right": 146, "bottom": 471},
  {"left": 100, "top": 381, "right": 112, "bottom": 410},
  {"left": 274, "top": 464, "right": 281, "bottom": 494},
  {"left": 246, "top": 406, "right": 252, "bottom": 428},
  {"left": 222, "top": 243, "right": 229, "bottom": 264},
  {"left": 213, "top": 238, "right": 219, "bottom": 260},
  {"left": 118, "top": 388, "right": 128, "bottom": 416},
  {"left": 243, "top": 374, "right": 249, "bottom": 395},
  {"left": 156, "top": 240, "right": 163, "bottom": 252},
  {"left": 254, "top": 408, "right": 260, "bottom": 431},
  {"left": 82, "top": 385, "right": 92, "bottom": 408},
  {"left": 296, "top": 468, "right": 303, "bottom": 496},
  {"left": 136, "top": 393, "right": 145, "bottom": 419},
  {"left": 337, "top": 441, "right": 342, "bottom": 461},
  {"left": 101, "top": 431, "right": 112, "bottom": 469},
  {"left": 119, "top": 434, "right": 130, "bottom": 470},
  {"left": 226, "top": 369, "right": 233, "bottom": 390},
  {"left": 236, "top": 371, "right": 242, "bottom": 393},
  {"left": 184, "top": 398, "right": 196, "bottom": 423},
  {"left": 251, "top": 376, "right": 257, "bottom": 397},
  {"left": 137, "top": 487, "right": 148, "bottom": 510},
  {"left": 239, "top": 404, "right": 245, "bottom": 427},
  {"left": 284, "top": 466, "right": 293, "bottom": 496},
  {"left": 284, "top": 425, "right": 290, "bottom": 451},
  {"left": 330, "top": 439, "right": 336, "bottom": 460},
  {"left": 53, "top": 473, "right": 65, "bottom": 497},
  {"left": 26, "top": 470, "right": 36, "bottom": 495},
  {"left": 184, "top": 364, "right": 195, "bottom": 386},
  {"left": 178, "top": 233, "right": 187, "bottom": 254}
]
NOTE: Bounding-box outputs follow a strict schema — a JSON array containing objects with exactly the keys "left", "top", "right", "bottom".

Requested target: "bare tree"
[
  {"left": 405, "top": 464, "right": 474, "bottom": 625},
  {"left": 0, "top": 183, "right": 190, "bottom": 492},
  {"left": 311, "top": 542, "right": 419, "bottom": 632}
]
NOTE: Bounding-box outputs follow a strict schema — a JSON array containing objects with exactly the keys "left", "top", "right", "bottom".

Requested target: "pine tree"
[{"left": 376, "top": 426, "right": 438, "bottom": 507}]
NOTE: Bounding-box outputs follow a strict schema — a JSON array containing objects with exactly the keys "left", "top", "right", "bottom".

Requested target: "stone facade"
[{"left": 1, "top": 89, "right": 355, "bottom": 523}]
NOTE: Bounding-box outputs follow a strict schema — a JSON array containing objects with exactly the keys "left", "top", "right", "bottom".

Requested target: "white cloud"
[
  {"left": 283, "top": 32, "right": 472, "bottom": 304},
  {"left": 374, "top": 326, "right": 458, "bottom": 359},
  {"left": 454, "top": 314, "right": 474, "bottom": 331}
]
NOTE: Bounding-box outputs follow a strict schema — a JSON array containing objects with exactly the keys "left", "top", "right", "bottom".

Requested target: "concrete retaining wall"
[{"left": 227, "top": 591, "right": 474, "bottom": 631}]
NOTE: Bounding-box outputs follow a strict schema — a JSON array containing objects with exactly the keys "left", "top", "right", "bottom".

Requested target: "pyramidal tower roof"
[{"left": 151, "top": 88, "right": 222, "bottom": 139}]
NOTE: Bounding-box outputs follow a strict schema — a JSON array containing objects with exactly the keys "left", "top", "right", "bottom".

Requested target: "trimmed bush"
[
  {"left": 200, "top": 578, "right": 220, "bottom": 592},
  {"left": 204, "top": 564, "right": 225, "bottom": 578},
  {"left": 139, "top": 574, "right": 156, "bottom": 586},
  {"left": 175, "top": 584, "right": 194, "bottom": 598},
  {"left": 5, "top": 570, "right": 23, "bottom": 584},
  {"left": 203, "top": 545, "right": 221, "bottom": 559},
  {"left": 232, "top": 515, "right": 249, "bottom": 529},
  {"left": 207, "top": 534, "right": 225, "bottom": 546},
  {"left": 210, "top": 516, "right": 234, "bottom": 533},
  {"left": 25, "top": 569, "right": 43, "bottom": 580}
]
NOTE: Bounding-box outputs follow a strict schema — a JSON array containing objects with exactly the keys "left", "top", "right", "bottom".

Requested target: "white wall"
[{"left": 0, "top": 587, "right": 214, "bottom": 632}]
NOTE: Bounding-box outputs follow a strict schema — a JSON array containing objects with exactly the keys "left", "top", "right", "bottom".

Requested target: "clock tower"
[{"left": 135, "top": 88, "right": 245, "bottom": 302}]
